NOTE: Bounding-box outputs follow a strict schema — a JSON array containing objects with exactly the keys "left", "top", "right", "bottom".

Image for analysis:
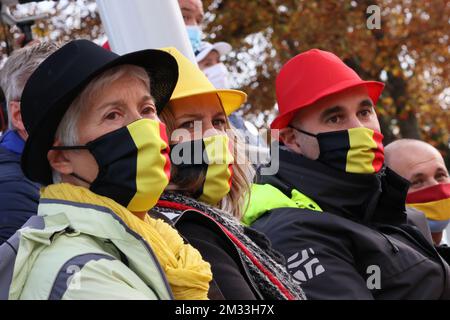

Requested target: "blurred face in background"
[
  {"left": 386, "top": 141, "right": 449, "bottom": 192},
  {"left": 179, "top": 0, "right": 204, "bottom": 26},
  {"left": 198, "top": 50, "right": 220, "bottom": 71},
  {"left": 386, "top": 140, "right": 450, "bottom": 245}
]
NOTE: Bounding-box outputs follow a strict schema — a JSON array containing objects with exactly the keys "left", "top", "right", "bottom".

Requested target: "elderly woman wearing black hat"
[{"left": 0, "top": 40, "right": 212, "bottom": 300}]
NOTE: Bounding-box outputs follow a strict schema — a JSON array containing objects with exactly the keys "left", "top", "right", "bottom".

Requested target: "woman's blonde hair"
[{"left": 160, "top": 96, "right": 254, "bottom": 219}]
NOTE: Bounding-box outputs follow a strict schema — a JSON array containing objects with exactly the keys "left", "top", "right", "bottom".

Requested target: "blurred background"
[{"left": 0, "top": 0, "right": 448, "bottom": 164}]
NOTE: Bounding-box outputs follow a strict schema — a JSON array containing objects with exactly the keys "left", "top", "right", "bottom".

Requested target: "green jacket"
[
  {"left": 1, "top": 199, "right": 173, "bottom": 300},
  {"left": 242, "top": 183, "right": 322, "bottom": 226}
]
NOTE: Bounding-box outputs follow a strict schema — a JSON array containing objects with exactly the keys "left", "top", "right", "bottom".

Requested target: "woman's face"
[
  {"left": 198, "top": 50, "right": 220, "bottom": 71},
  {"left": 168, "top": 93, "right": 227, "bottom": 144},
  {"left": 51, "top": 74, "right": 159, "bottom": 187}
]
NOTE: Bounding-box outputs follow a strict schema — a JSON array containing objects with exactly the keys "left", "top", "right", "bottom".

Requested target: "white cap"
[{"left": 195, "top": 41, "right": 232, "bottom": 62}]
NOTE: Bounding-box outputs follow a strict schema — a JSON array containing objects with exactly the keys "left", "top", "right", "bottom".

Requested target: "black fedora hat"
[{"left": 20, "top": 39, "right": 179, "bottom": 185}]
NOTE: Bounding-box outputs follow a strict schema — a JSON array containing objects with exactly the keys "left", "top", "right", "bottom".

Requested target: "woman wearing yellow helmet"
[{"left": 152, "top": 48, "right": 305, "bottom": 300}]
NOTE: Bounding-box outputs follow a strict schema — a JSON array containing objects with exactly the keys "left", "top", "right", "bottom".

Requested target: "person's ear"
[
  {"left": 279, "top": 127, "right": 302, "bottom": 154},
  {"left": 47, "top": 140, "right": 74, "bottom": 176},
  {"left": 9, "top": 101, "right": 28, "bottom": 139}
]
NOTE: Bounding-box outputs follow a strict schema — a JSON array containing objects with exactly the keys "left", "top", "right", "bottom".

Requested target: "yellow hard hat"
[{"left": 160, "top": 47, "right": 247, "bottom": 115}]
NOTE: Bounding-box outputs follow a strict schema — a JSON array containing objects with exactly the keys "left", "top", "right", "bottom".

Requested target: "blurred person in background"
[
  {"left": 386, "top": 139, "right": 450, "bottom": 247},
  {"left": 0, "top": 42, "right": 60, "bottom": 244},
  {"left": 179, "top": 0, "right": 267, "bottom": 153},
  {"left": 178, "top": 0, "right": 204, "bottom": 54},
  {"left": 196, "top": 41, "right": 232, "bottom": 89}
]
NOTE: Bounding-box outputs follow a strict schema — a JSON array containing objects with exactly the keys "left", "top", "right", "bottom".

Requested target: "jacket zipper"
[
  {"left": 377, "top": 223, "right": 440, "bottom": 260},
  {"left": 376, "top": 223, "right": 450, "bottom": 299}
]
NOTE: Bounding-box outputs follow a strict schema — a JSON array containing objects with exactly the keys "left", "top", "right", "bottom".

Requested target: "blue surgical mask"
[
  {"left": 428, "top": 219, "right": 450, "bottom": 233},
  {"left": 186, "top": 25, "right": 202, "bottom": 54}
]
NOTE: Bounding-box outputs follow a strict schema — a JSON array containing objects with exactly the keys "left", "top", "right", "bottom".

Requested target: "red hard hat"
[{"left": 271, "top": 49, "right": 385, "bottom": 129}]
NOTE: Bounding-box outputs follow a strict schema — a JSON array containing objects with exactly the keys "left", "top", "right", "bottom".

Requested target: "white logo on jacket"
[{"left": 287, "top": 248, "right": 325, "bottom": 282}]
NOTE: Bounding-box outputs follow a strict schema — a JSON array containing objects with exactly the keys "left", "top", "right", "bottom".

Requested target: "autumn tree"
[
  {"left": 0, "top": 0, "right": 448, "bottom": 163},
  {"left": 203, "top": 0, "right": 450, "bottom": 163},
  {"left": 0, "top": 0, "right": 103, "bottom": 60},
  {"left": 0, "top": 0, "right": 103, "bottom": 132}
]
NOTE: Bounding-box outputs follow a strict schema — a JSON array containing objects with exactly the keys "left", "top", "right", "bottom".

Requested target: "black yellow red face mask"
[
  {"left": 406, "top": 183, "right": 450, "bottom": 233},
  {"left": 170, "top": 134, "right": 234, "bottom": 205},
  {"left": 51, "top": 119, "right": 171, "bottom": 212},
  {"left": 291, "top": 126, "right": 385, "bottom": 174}
]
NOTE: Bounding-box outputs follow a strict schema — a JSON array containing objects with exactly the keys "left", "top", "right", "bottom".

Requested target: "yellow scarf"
[{"left": 41, "top": 183, "right": 212, "bottom": 300}]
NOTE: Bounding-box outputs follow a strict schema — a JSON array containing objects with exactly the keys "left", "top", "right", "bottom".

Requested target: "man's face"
[
  {"left": 280, "top": 85, "right": 381, "bottom": 159},
  {"left": 388, "top": 143, "right": 450, "bottom": 193},
  {"left": 407, "top": 155, "right": 449, "bottom": 193},
  {"left": 179, "top": 0, "right": 204, "bottom": 26},
  {"left": 385, "top": 141, "right": 450, "bottom": 245}
]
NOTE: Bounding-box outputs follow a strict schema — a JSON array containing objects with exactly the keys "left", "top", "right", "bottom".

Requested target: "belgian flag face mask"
[
  {"left": 170, "top": 134, "right": 234, "bottom": 205},
  {"left": 406, "top": 183, "right": 450, "bottom": 232},
  {"left": 291, "top": 126, "right": 385, "bottom": 174},
  {"left": 52, "top": 119, "right": 171, "bottom": 212}
]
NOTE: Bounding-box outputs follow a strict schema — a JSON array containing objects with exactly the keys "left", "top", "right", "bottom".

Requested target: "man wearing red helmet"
[{"left": 242, "top": 49, "right": 450, "bottom": 299}]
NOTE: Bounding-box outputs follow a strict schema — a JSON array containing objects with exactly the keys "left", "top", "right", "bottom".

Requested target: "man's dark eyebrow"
[
  {"left": 359, "top": 99, "right": 374, "bottom": 108},
  {"left": 410, "top": 172, "right": 425, "bottom": 180},
  {"left": 320, "top": 105, "right": 344, "bottom": 121}
]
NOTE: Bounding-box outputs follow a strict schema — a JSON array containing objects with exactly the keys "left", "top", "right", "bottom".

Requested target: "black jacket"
[
  {"left": 153, "top": 192, "right": 305, "bottom": 300},
  {"left": 151, "top": 207, "right": 260, "bottom": 299},
  {"left": 169, "top": 209, "right": 261, "bottom": 300},
  {"left": 251, "top": 147, "right": 450, "bottom": 300}
]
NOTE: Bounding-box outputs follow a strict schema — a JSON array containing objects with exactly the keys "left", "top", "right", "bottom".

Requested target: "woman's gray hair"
[
  {"left": 52, "top": 64, "right": 151, "bottom": 183},
  {"left": 0, "top": 41, "right": 62, "bottom": 129}
]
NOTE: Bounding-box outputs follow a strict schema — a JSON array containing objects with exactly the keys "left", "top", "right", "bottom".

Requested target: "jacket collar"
[
  {"left": 259, "top": 146, "right": 409, "bottom": 225},
  {"left": 0, "top": 130, "right": 25, "bottom": 155},
  {"left": 20, "top": 198, "right": 173, "bottom": 300},
  {"left": 38, "top": 198, "right": 143, "bottom": 241}
]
